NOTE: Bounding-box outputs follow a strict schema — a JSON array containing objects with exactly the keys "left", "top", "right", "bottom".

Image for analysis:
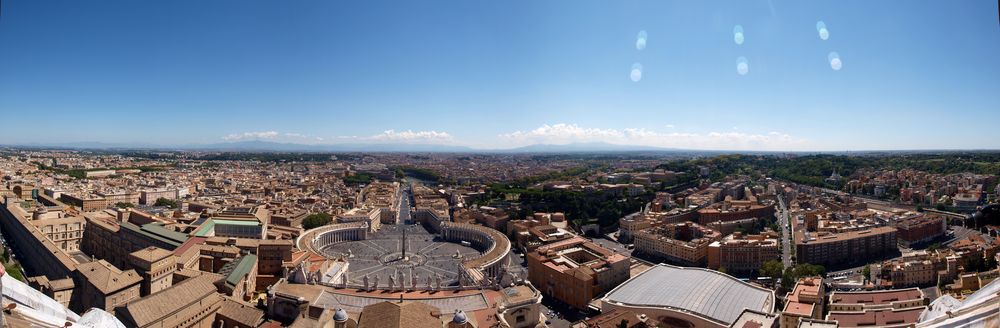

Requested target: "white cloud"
[
  {"left": 367, "top": 130, "right": 454, "bottom": 143},
  {"left": 665, "top": 124, "right": 676, "bottom": 129},
  {"left": 222, "top": 131, "right": 278, "bottom": 141},
  {"left": 501, "top": 124, "right": 623, "bottom": 142},
  {"left": 222, "top": 131, "right": 322, "bottom": 143},
  {"left": 499, "top": 123, "right": 808, "bottom": 150},
  {"left": 333, "top": 130, "right": 455, "bottom": 144}
]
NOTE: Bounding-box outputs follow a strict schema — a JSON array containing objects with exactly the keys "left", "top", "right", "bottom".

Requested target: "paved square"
[{"left": 321, "top": 223, "right": 481, "bottom": 286}]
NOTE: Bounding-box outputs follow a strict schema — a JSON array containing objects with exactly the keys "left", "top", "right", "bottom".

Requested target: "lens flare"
[
  {"left": 828, "top": 52, "right": 842, "bottom": 70},
  {"left": 636, "top": 30, "right": 647, "bottom": 50},
  {"left": 733, "top": 25, "right": 745, "bottom": 45},
  {"left": 736, "top": 57, "right": 749, "bottom": 75},
  {"left": 816, "top": 21, "right": 829, "bottom": 40},
  {"left": 630, "top": 63, "right": 643, "bottom": 82}
]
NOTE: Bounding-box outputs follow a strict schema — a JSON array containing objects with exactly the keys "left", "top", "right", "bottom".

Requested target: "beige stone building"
[
  {"left": 26, "top": 276, "right": 75, "bottom": 308},
  {"left": 116, "top": 273, "right": 264, "bottom": 328},
  {"left": 633, "top": 222, "right": 721, "bottom": 266},
  {"left": 31, "top": 215, "right": 86, "bottom": 252},
  {"left": 74, "top": 259, "right": 142, "bottom": 312},
  {"left": 129, "top": 246, "right": 176, "bottom": 296},
  {"left": 707, "top": 231, "right": 781, "bottom": 275}
]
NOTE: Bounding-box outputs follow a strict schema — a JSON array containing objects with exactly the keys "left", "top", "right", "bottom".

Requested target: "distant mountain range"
[
  {"left": 3, "top": 140, "right": 693, "bottom": 153},
  {"left": 502, "top": 142, "right": 677, "bottom": 153},
  {"left": 7, "top": 140, "right": 986, "bottom": 154}
]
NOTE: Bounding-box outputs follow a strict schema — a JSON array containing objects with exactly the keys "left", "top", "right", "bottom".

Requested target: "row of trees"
[
  {"left": 34, "top": 162, "right": 171, "bottom": 179},
  {"left": 758, "top": 260, "right": 827, "bottom": 291},
  {"left": 394, "top": 166, "right": 443, "bottom": 183},
  {"left": 657, "top": 153, "right": 1000, "bottom": 195},
  {"left": 342, "top": 173, "right": 373, "bottom": 186},
  {"left": 196, "top": 152, "right": 348, "bottom": 162},
  {"left": 483, "top": 184, "right": 651, "bottom": 229},
  {"left": 154, "top": 198, "right": 178, "bottom": 209}
]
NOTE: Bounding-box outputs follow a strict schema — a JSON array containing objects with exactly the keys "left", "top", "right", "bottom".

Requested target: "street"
[
  {"left": 943, "top": 226, "right": 976, "bottom": 246},
  {"left": 590, "top": 236, "right": 633, "bottom": 258},
  {"left": 778, "top": 196, "right": 793, "bottom": 269}
]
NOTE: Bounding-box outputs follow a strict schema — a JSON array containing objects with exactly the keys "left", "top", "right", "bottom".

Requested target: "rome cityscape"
[{"left": 2, "top": 1, "right": 1000, "bottom": 328}]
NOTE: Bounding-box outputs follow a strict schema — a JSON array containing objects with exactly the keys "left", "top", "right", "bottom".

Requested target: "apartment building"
[
  {"left": 780, "top": 277, "right": 825, "bottom": 328},
  {"left": 795, "top": 226, "right": 898, "bottom": 267},
  {"left": 634, "top": 222, "right": 721, "bottom": 266},
  {"left": 526, "top": 236, "right": 630, "bottom": 310},
  {"left": 825, "top": 288, "right": 927, "bottom": 327},
  {"left": 895, "top": 215, "right": 946, "bottom": 247},
  {"left": 707, "top": 231, "right": 781, "bottom": 275}
]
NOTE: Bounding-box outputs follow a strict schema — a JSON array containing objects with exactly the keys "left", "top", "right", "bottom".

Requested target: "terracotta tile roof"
[
  {"left": 357, "top": 301, "right": 441, "bottom": 328},
  {"left": 217, "top": 297, "right": 265, "bottom": 327},
  {"left": 129, "top": 246, "right": 173, "bottom": 263},
  {"left": 118, "top": 273, "right": 221, "bottom": 327},
  {"left": 76, "top": 260, "right": 142, "bottom": 294}
]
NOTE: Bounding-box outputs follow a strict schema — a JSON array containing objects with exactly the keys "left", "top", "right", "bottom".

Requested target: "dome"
[
  {"left": 333, "top": 308, "right": 348, "bottom": 322},
  {"left": 452, "top": 310, "right": 467, "bottom": 324}
]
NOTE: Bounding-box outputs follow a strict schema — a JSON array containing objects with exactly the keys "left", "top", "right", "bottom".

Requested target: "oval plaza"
[{"left": 296, "top": 209, "right": 512, "bottom": 289}]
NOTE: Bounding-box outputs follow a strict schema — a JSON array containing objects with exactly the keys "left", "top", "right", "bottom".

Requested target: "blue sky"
[{"left": 1, "top": 1, "right": 999, "bottom": 150}]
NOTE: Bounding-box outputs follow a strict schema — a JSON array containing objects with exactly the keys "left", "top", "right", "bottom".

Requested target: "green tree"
[
  {"left": 343, "top": 173, "right": 372, "bottom": 186},
  {"left": 154, "top": 198, "right": 178, "bottom": 209},
  {"left": 782, "top": 263, "right": 826, "bottom": 290},
  {"left": 862, "top": 264, "right": 871, "bottom": 282},
  {"left": 115, "top": 202, "right": 135, "bottom": 209},
  {"left": 302, "top": 213, "right": 333, "bottom": 230},
  {"left": 985, "top": 255, "right": 998, "bottom": 270},
  {"left": 760, "top": 260, "right": 784, "bottom": 283},
  {"left": 4, "top": 262, "right": 24, "bottom": 282}
]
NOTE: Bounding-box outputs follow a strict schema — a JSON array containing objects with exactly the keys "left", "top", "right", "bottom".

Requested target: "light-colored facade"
[
  {"left": 139, "top": 188, "right": 177, "bottom": 205},
  {"left": 31, "top": 214, "right": 86, "bottom": 252},
  {"left": 780, "top": 277, "right": 825, "bottom": 328},
  {"left": 129, "top": 246, "right": 176, "bottom": 296},
  {"left": 74, "top": 259, "right": 142, "bottom": 312},
  {"left": 336, "top": 207, "right": 383, "bottom": 232},
  {"left": 707, "top": 231, "right": 780, "bottom": 275},
  {"left": 634, "top": 222, "right": 721, "bottom": 266}
]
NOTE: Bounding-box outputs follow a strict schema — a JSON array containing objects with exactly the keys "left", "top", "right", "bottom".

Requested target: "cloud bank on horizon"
[
  {"left": 222, "top": 123, "right": 808, "bottom": 151},
  {"left": 223, "top": 129, "right": 455, "bottom": 145}
]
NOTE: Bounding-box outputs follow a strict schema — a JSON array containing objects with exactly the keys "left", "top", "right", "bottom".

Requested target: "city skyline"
[{"left": 2, "top": 1, "right": 1000, "bottom": 151}]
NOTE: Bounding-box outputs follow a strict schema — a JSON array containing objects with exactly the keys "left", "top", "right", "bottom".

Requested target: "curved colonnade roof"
[{"left": 602, "top": 263, "right": 775, "bottom": 326}]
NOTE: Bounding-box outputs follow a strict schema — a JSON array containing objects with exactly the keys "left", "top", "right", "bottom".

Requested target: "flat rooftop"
[
  {"left": 827, "top": 307, "right": 924, "bottom": 327},
  {"left": 830, "top": 288, "right": 923, "bottom": 305}
]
